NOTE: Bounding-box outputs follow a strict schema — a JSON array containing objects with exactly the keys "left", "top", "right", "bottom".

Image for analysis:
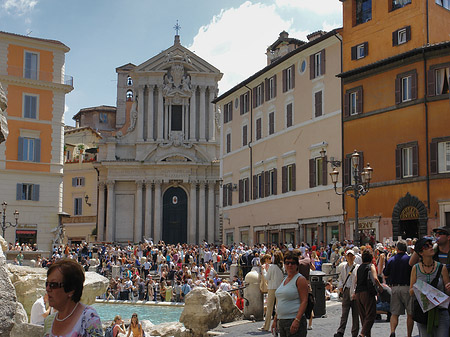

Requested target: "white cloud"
[
  {"left": 189, "top": 1, "right": 314, "bottom": 94},
  {"left": 275, "top": 0, "right": 342, "bottom": 15},
  {"left": 2, "top": 0, "right": 38, "bottom": 16}
]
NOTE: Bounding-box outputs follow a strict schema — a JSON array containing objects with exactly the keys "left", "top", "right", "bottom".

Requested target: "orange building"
[
  {"left": 0, "top": 31, "right": 73, "bottom": 249},
  {"left": 338, "top": 0, "right": 450, "bottom": 243}
]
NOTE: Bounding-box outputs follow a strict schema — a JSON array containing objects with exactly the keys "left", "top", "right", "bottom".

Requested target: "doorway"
[
  {"left": 162, "top": 187, "right": 187, "bottom": 244},
  {"left": 398, "top": 219, "right": 419, "bottom": 239}
]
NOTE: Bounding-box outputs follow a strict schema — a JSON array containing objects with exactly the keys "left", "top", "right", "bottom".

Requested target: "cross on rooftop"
[{"left": 174, "top": 20, "right": 181, "bottom": 36}]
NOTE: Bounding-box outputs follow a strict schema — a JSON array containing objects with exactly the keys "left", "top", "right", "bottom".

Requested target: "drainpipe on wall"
[
  {"left": 423, "top": 50, "right": 431, "bottom": 217},
  {"left": 244, "top": 85, "right": 253, "bottom": 200}
]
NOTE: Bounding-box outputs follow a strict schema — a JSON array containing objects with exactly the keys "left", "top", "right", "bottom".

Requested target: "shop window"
[
  {"left": 395, "top": 142, "right": 418, "bottom": 179},
  {"left": 16, "top": 183, "right": 39, "bottom": 201}
]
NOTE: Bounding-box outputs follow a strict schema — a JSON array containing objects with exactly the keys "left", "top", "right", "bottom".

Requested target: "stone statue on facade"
[
  {"left": 127, "top": 95, "right": 138, "bottom": 132},
  {"left": 0, "top": 82, "right": 9, "bottom": 144},
  {"left": 163, "top": 64, "right": 192, "bottom": 97}
]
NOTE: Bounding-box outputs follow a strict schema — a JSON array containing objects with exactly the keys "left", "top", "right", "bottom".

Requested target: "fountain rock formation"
[
  {"left": 180, "top": 287, "right": 222, "bottom": 337},
  {"left": 0, "top": 237, "right": 17, "bottom": 336},
  {"left": 0, "top": 81, "right": 9, "bottom": 144},
  {"left": 216, "top": 290, "right": 244, "bottom": 323}
]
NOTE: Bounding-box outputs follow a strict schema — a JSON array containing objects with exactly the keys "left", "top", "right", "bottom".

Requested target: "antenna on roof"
[{"left": 26, "top": 30, "right": 32, "bottom": 36}]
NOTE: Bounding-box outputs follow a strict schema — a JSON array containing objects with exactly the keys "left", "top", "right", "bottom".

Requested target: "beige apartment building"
[{"left": 214, "top": 30, "right": 344, "bottom": 246}]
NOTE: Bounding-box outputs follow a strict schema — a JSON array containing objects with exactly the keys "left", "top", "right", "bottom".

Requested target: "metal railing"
[{"left": 3, "top": 65, "right": 73, "bottom": 87}]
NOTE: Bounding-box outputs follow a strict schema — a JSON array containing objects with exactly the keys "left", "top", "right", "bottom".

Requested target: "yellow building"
[
  {"left": 0, "top": 31, "right": 73, "bottom": 249},
  {"left": 62, "top": 126, "right": 101, "bottom": 243},
  {"left": 213, "top": 30, "right": 343, "bottom": 246}
]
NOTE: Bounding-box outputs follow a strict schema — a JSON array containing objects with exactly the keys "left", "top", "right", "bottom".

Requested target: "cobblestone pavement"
[{"left": 212, "top": 301, "right": 420, "bottom": 337}]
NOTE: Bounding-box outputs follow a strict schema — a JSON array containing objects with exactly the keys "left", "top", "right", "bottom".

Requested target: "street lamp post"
[
  {"left": 1, "top": 201, "right": 19, "bottom": 238},
  {"left": 323, "top": 150, "right": 373, "bottom": 246}
]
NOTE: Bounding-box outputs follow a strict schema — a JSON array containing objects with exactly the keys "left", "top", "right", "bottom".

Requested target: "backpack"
[
  {"left": 367, "top": 264, "right": 377, "bottom": 296},
  {"left": 104, "top": 326, "right": 114, "bottom": 337}
]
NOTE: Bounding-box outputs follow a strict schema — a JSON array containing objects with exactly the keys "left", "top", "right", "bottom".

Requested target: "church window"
[
  {"left": 126, "top": 90, "right": 133, "bottom": 101},
  {"left": 127, "top": 76, "right": 133, "bottom": 86},
  {"left": 171, "top": 105, "right": 183, "bottom": 131}
]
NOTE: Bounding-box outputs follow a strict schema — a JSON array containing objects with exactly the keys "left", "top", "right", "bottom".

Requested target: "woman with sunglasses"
[
  {"left": 126, "top": 313, "right": 144, "bottom": 337},
  {"left": 409, "top": 237, "right": 450, "bottom": 337},
  {"left": 43, "top": 258, "right": 103, "bottom": 337},
  {"left": 272, "top": 250, "right": 308, "bottom": 337}
]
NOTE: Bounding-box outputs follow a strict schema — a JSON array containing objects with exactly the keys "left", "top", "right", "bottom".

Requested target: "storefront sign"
[
  {"left": 399, "top": 206, "right": 419, "bottom": 220},
  {"left": 358, "top": 221, "right": 376, "bottom": 230}
]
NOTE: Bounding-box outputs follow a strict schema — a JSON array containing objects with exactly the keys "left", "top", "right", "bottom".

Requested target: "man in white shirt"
[
  {"left": 30, "top": 294, "right": 50, "bottom": 325},
  {"left": 334, "top": 250, "right": 359, "bottom": 337}
]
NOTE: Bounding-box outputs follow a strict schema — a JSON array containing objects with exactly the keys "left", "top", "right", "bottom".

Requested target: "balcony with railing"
[{"left": 4, "top": 65, "right": 73, "bottom": 87}]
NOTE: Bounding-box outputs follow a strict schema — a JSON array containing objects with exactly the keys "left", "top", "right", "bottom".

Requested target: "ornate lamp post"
[
  {"left": 324, "top": 150, "right": 373, "bottom": 246},
  {"left": 1, "top": 201, "right": 19, "bottom": 238}
]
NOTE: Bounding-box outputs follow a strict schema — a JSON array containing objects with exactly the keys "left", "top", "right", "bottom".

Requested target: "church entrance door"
[{"left": 162, "top": 187, "right": 187, "bottom": 244}]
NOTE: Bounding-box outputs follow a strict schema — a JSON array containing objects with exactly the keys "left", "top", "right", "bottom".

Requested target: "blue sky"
[{"left": 0, "top": 0, "right": 342, "bottom": 126}]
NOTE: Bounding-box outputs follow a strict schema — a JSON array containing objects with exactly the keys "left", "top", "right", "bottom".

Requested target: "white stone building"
[{"left": 96, "top": 35, "right": 223, "bottom": 244}]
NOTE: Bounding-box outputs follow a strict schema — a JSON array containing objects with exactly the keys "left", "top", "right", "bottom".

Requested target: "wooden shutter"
[
  {"left": 395, "top": 76, "right": 401, "bottom": 104},
  {"left": 395, "top": 147, "right": 402, "bottom": 179},
  {"left": 18, "top": 137, "right": 24, "bottom": 161},
  {"left": 411, "top": 71, "right": 417, "bottom": 100},
  {"left": 245, "top": 178, "right": 249, "bottom": 201},
  {"left": 252, "top": 88, "right": 257, "bottom": 108},
  {"left": 16, "top": 184, "right": 22, "bottom": 200},
  {"left": 406, "top": 26, "right": 411, "bottom": 42},
  {"left": 356, "top": 87, "right": 363, "bottom": 114},
  {"left": 310, "top": 54, "right": 315, "bottom": 80},
  {"left": 226, "top": 134, "right": 231, "bottom": 153},
  {"left": 282, "top": 68, "right": 287, "bottom": 93},
  {"left": 282, "top": 166, "right": 287, "bottom": 193},
  {"left": 364, "top": 42, "right": 369, "bottom": 56},
  {"left": 309, "top": 159, "right": 316, "bottom": 188},
  {"left": 273, "top": 75, "right": 277, "bottom": 98},
  {"left": 243, "top": 125, "right": 247, "bottom": 146},
  {"left": 427, "top": 69, "right": 436, "bottom": 96},
  {"left": 291, "top": 164, "right": 296, "bottom": 191},
  {"left": 392, "top": 30, "right": 399, "bottom": 46},
  {"left": 223, "top": 185, "right": 227, "bottom": 207},
  {"left": 287, "top": 103, "right": 293, "bottom": 127},
  {"left": 412, "top": 144, "right": 419, "bottom": 177},
  {"left": 81, "top": 177, "right": 85, "bottom": 186},
  {"left": 260, "top": 172, "right": 265, "bottom": 197},
  {"left": 265, "top": 78, "right": 270, "bottom": 101},
  {"left": 33, "top": 184, "right": 40, "bottom": 201},
  {"left": 290, "top": 65, "right": 295, "bottom": 89},
  {"left": 240, "top": 94, "right": 244, "bottom": 115},
  {"left": 269, "top": 112, "right": 274, "bottom": 134},
  {"left": 273, "top": 168, "right": 278, "bottom": 195},
  {"left": 344, "top": 92, "right": 350, "bottom": 118},
  {"left": 72, "top": 177, "right": 77, "bottom": 187},
  {"left": 320, "top": 49, "right": 326, "bottom": 75},
  {"left": 228, "top": 184, "right": 232, "bottom": 206},
  {"left": 315, "top": 91, "right": 322, "bottom": 117},
  {"left": 430, "top": 141, "right": 438, "bottom": 174},
  {"left": 34, "top": 139, "right": 41, "bottom": 162},
  {"left": 344, "top": 156, "right": 351, "bottom": 186},
  {"left": 264, "top": 171, "right": 270, "bottom": 197},
  {"left": 229, "top": 101, "right": 233, "bottom": 121},
  {"left": 239, "top": 180, "right": 243, "bottom": 203},
  {"left": 322, "top": 156, "right": 328, "bottom": 186},
  {"left": 351, "top": 46, "right": 357, "bottom": 60},
  {"left": 256, "top": 118, "right": 261, "bottom": 140},
  {"left": 253, "top": 175, "right": 258, "bottom": 199},
  {"left": 261, "top": 82, "right": 265, "bottom": 104}
]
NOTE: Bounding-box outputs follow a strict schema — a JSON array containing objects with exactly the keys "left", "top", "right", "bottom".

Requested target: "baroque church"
[{"left": 95, "top": 34, "right": 223, "bottom": 244}]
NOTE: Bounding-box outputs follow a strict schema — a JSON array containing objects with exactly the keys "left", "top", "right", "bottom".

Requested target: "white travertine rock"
[
  {"left": 14, "top": 302, "right": 28, "bottom": 324},
  {"left": 10, "top": 323, "right": 43, "bottom": 337},
  {"left": 216, "top": 290, "right": 243, "bottom": 323},
  {"left": 0, "top": 235, "right": 7, "bottom": 251},
  {"left": 7, "top": 264, "right": 109, "bottom": 318},
  {"left": 179, "top": 287, "right": 221, "bottom": 337},
  {"left": 147, "top": 321, "right": 187, "bottom": 337},
  {"left": 0, "top": 242, "right": 17, "bottom": 337}
]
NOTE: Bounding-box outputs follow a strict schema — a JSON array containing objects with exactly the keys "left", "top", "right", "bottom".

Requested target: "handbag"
[
  {"left": 260, "top": 271, "right": 268, "bottom": 293},
  {"left": 412, "top": 263, "right": 443, "bottom": 324},
  {"left": 305, "top": 292, "right": 315, "bottom": 319}
]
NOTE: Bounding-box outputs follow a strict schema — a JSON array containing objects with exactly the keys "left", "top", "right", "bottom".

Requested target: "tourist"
[
  {"left": 334, "top": 250, "right": 359, "bottom": 337},
  {"left": 43, "top": 258, "right": 102, "bottom": 336},
  {"left": 30, "top": 293, "right": 51, "bottom": 325},
  {"left": 352, "top": 249, "right": 383, "bottom": 337},
  {"left": 111, "top": 315, "right": 126, "bottom": 336},
  {"left": 126, "top": 313, "right": 143, "bottom": 337},
  {"left": 409, "top": 237, "right": 450, "bottom": 337},
  {"left": 260, "top": 250, "right": 284, "bottom": 331},
  {"left": 271, "top": 250, "right": 308, "bottom": 337}
]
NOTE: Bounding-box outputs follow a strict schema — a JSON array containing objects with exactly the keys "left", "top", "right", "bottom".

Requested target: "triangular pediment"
[{"left": 134, "top": 40, "right": 221, "bottom": 75}]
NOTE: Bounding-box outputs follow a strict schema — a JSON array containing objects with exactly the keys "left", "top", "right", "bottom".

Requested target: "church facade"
[{"left": 95, "top": 35, "right": 223, "bottom": 244}]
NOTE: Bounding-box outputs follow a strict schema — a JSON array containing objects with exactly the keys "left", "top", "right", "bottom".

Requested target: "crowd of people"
[{"left": 14, "top": 224, "right": 450, "bottom": 337}]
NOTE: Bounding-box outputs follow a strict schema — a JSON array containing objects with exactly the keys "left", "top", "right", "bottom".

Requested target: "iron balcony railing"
[{"left": 3, "top": 65, "right": 73, "bottom": 87}]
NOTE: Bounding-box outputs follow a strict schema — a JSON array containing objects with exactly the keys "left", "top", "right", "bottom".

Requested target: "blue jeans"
[{"left": 416, "top": 309, "right": 449, "bottom": 337}]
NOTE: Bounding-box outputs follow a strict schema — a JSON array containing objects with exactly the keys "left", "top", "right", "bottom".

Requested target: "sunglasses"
[
  {"left": 284, "top": 261, "right": 298, "bottom": 266},
  {"left": 45, "top": 281, "right": 64, "bottom": 289},
  {"left": 435, "top": 231, "right": 448, "bottom": 236},
  {"left": 423, "top": 242, "right": 433, "bottom": 249}
]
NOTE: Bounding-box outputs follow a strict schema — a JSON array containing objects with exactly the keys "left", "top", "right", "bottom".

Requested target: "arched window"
[
  {"left": 127, "top": 76, "right": 133, "bottom": 86},
  {"left": 126, "top": 90, "right": 133, "bottom": 101}
]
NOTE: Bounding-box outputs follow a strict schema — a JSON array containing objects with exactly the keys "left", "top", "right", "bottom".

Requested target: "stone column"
[
  {"left": 164, "top": 102, "right": 169, "bottom": 140},
  {"left": 199, "top": 86, "right": 206, "bottom": 141},
  {"left": 147, "top": 85, "right": 154, "bottom": 140},
  {"left": 106, "top": 180, "right": 115, "bottom": 242},
  {"left": 134, "top": 180, "right": 144, "bottom": 243},
  {"left": 189, "top": 182, "right": 197, "bottom": 244},
  {"left": 145, "top": 181, "right": 153, "bottom": 240},
  {"left": 208, "top": 86, "right": 216, "bottom": 141},
  {"left": 154, "top": 181, "right": 162, "bottom": 242},
  {"left": 157, "top": 85, "right": 164, "bottom": 141},
  {"left": 198, "top": 181, "right": 206, "bottom": 242},
  {"left": 137, "top": 86, "right": 144, "bottom": 141},
  {"left": 189, "top": 85, "right": 197, "bottom": 141},
  {"left": 97, "top": 182, "right": 106, "bottom": 241},
  {"left": 207, "top": 182, "right": 215, "bottom": 244}
]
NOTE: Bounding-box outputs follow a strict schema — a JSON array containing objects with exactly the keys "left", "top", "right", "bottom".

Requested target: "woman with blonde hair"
[
  {"left": 112, "top": 315, "right": 126, "bottom": 336},
  {"left": 126, "top": 313, "right": 143, "bottom": 337}
]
